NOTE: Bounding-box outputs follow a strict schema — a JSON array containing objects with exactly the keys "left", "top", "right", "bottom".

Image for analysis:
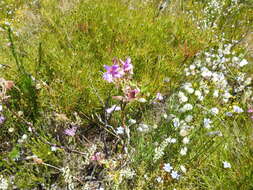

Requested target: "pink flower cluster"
[
  {"left": 103, "top": 58, "right": 133, "bottom": 83},
  {"left": 91, "top": 152, "right": 104, "bottom": 162},
  {"left": 248, "top": 108, "right": 253, "bottom": 120},
  {"left": 123, "top": 86, "right": 140, "bottom": 102},
  {"left": 103, "top": 57, "right": 140, "bottom": 102}
]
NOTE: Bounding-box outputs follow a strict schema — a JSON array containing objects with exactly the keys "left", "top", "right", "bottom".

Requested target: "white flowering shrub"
[{"left": 128, "top": 40, "right": 253, "bottom": 188}]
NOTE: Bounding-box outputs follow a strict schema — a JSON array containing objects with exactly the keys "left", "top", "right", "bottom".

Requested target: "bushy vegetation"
[{"left": 0, "top": 0, "right": 252, "bottom": 189}]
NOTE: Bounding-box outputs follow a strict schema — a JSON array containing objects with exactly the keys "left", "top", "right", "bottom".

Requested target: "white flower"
[
  {"left": 156, "top": 176, "right": 163, "bottom": 183},
  {"left": 51, "top": 146, "right": 57, "bottom": 152},
  {"left": 180, "top": 104, "right": 193, "bottom": 112},
  {"left": 189, "top": 64, "right": 196, "bottom": 70},
  {"left": 137, "top": 124, "right": 149, "bottom": 133},
  {"left": 168, "top": 114, "right": 176, "bottom": 121},
  {"left": 156, "top": 93, "right": 163, "bottom": 101},
  {"left": 185, "top": 115, "right": 193, "bottom": 123},
  {"left": 233, "top": 105, "right": 243, "bottom": 113},
  {"left": 210, "top": 107, "right": 219, "bottom": 115},
  {"left": 171, "top": 170, "right": 180, "bottom": 180},
  {"left": 164, "top": 77, "right": 170, "bottom": 83},
  {"left": 137, "top": 127, "right": 143, "bottom": 132},
  {"left": 120, "top": 167, "right": 136, "bottom": 179},
  {"left": 129, "top": 119, "right": 136, "bottom": 124},
  {"left": 172, "top": 118, "right": 180, "bottom": 128},
  {"left": 166, "top": 137, "right": 177, "bottom": 143},
  {"left": 223, "top": 91, "right": 232, "bottom": 102},
  {"left": 0, "top": 104, "right": 2, "bottom": 112},
  {"left": 223, "top": 91, "right": 231, "bottom": 99},
  {"left": 106, "top": 105, "right": 121, "bottom": 114},
  {"left": 223, "top": 46, "right": 231, "bottom": 55},
  {"left": 180, "top": 147, "right": 188, "bottom": 156},
  {"left": 178, "top": 91, "right": 188, "bottom": 103},
  {"left": 236, "top": 73, "right": 245, "bottom": 82},
  {"left": 207, "top": 131, "right": 223, "bottom": 137},
  {"left": 180, "top": 129, "right": 189, "bottom": 137},
  {"left": 194, "top": 90, "right": 204, "bottom": 101},
  {"left": 223, "top": 161, "right": 231, "bottom": 168},
  {"left": 183, "top": 83, "right": 194, "bottom": 94},
  {"left": 163, "top": 113, "right": 168, "bottom": 119},
  {"left": 226, "top": 112, "right": 233, "bottom": 117},
  {"left": 223, "top": 98, "right": 229, "bottom": 103},
  {"left": 22, "top": 134, "right": 28, "bottom": 140},
  {"left": 194, "top": 90, "right": 202, "bottom": 97},
  {"left": 185, "top": 87, "right": 194, "bottom": 94},
  {"left": 245, "top": 77, "right": 252, "bottom": 86},
  {"left": 195, "top": 60, "right": 201, "bottom": 67},
  {"left": 138, "top": 98, "right": 147, "bottom": 103},
  {"left": 201, "top": 85, "right": 210, "bottom": 95},
  {"left": 153, "top": 124, "right": 158, "bottom": 129},
  {"left": 201, "top": 67, "right": 212, "bottom": 79},
  {"left": 18, "top": 111, "right": 23, "bottom": 116},
  {"left": 203, "top": 118, "right": 213, "bottom": 129},
  {"left": 4, "top": 21, "right": 11, "bottom": 26},
  {"left": 116, "top": 126, "right": 125, "bottom": 134},
  {"left": 206, "top": 57, "right": 211, "bottom": 63},
  {"left": 232, "top": 56, "right": 239, "bottom": 63},
  {"left": 180, "top": 165, "right": 187, "bottom": 173},
  {"left": 184, "top": 68, "right": 190, "bottom": 76},
  {"left": 182, "top": 137, "right": 190, "bottom": 144},
  {"left": 8, "top": 128, "right": 14, "bottom": 133},
  {"left": 239, "top": 59, "right": 248, "bottom": 67},
  {"left": 163, "top": 163, "right": 173, "bottom": 173},
  {"left": 213, "top": 90, "right": 219, "bottom": 98}
]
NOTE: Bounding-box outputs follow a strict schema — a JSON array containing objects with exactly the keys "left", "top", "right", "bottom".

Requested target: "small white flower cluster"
[
  {"left": 160, "top": 41, "right": 249, "bottom": 181},
  {"left": 166, "top": 115, "right": 193, "bottom": 158},
  {"left": 0, "top": 175, "right": 8, "bottom": 190},
  {"left": 153, "top": 137, "right": 177, "bottom": 162},
  {"left": 137, "top": 123, "right": 150, "bottom": 133},
  {"left": 61, "top": 166, "right": 75, "bottom": 190},
  {"left": 184, "top": 43, "right": 252, "bottom": 104},
  {"left": 82, "top": 144, "right": 98, "bottom": 165},
  {"left": 190, "top": 0, "right": 241, "bottom": 30},
  {"left": 116, "top": 126, "right": 125, "bottom": 134},
  {"left": 17, "top": 134, "right": 28, "bottom": 144},
  {"left": 118, "top": 167, "right": 136, "bottom": 183}
]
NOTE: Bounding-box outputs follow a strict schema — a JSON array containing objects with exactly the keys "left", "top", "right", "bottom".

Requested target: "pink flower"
[
  {"left": 103, "top": 57, "right": 134, "bottom": 83},
  {"left": 103, "top": 64, "right": 124, "bottom": 83},
  {"left": 91, "top": 152, "right": 104, "bottom": 161},
  {"left": 120, "top": 58, "right": 133, "bottom": 74},
  {"left": 64, "top": 126, "right": 77, "bottom": 136},
  {"left": 248, "top": 109, "right": 253, "bottom": 113},
  {"left": 125, "top": 87, "right": 140, "bottom": 101},
  {"left": 103, "top": 72, "right": 113, "bottom": 83}
]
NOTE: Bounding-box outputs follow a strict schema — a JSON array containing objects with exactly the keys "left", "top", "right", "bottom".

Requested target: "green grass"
[{"left": 0, "top": 0, "right": 252, "bottom": 189}]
